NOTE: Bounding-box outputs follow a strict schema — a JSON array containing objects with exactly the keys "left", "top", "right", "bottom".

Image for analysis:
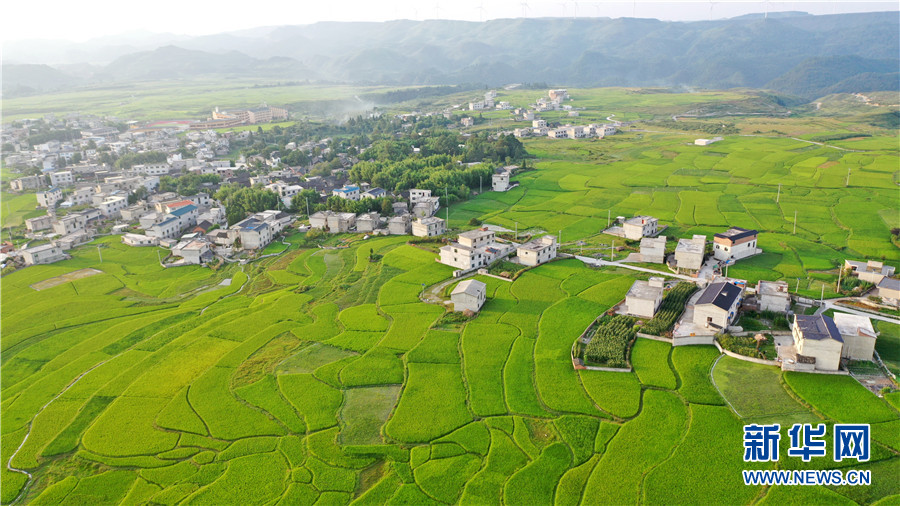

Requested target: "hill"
[{"left": 4, "top": 12, "right": 898, "bottom": 99}]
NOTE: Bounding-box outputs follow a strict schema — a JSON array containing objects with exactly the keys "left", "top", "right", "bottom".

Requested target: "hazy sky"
[{"left": 2, "top": 0, "right": 896, "bottom": 42}]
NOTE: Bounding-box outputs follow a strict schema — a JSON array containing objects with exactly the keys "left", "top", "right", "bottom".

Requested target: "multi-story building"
[
  {"left": 516, "top": 235, "right": 558, "bottom": 267},
  {"left": 439, "top": 229, "right": 513, "bottom": 271},
  {"left": 411, "top": 217, "right": 446, "bottom": 237},
  {"left": 36, "top": 188, "right": 63, "bottom": 208},
  {"left": 713, "top": 227, "right": 760, "bottom": 263},
  {"left": 623, "top": 216, "right": 659, "bottom": 241},
  {"left": 675, "top": 235, "right": 706, "bottom": 272}
]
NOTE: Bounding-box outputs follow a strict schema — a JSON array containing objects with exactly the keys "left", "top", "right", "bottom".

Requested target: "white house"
[
  {"left": 757, "top": 280, "right": 791, "bottom": 313},
  {"left": 844, "top": 260, "right": 895, "bottom": 285},
  {"left": 623, "top": 216, "right": 658, "bottom": 241},
  {"left": 440, "top": 229, "right": 513, "bottom": 271},
  {"left": 36, "top": 188, "right": 63, "bottom": 208},
  {"left": 98, "top": 196, "right": 128, "bottom": 218},
  {"left": 833, "top": 313, "right": 877, "bottom": 361},
  {"left": 122, "top": 233, "right": 159, "bottom": 247},
  {"left": 516, "top": 235, "right": 558, "bottom": 267},
  {"left": 388, "top": 215, "right": 410, "bottom": 235},
  {"left": 675, "top": 235, "right": 706, "bottom": 272},
  {"left": 411, "top": 217, "right": 446, "bottom": 237},
  {"left": 693, "top": 281, "right": 743, "bottom": 331},
  {"left": 451, "top": 279, "right": 487, "bottom": 313},
  {"left": 640, "top": 236, "right": 666, "bottom": 264},
  {"left": 332, "top": 185, "right": 361, "bottom": 201},
  {"left": 492, "top": 172, "right": 510, "bottom": 192},
  {"left": 49, "top": 171, "right": 74, "bottom": 187},
  {"left": 790, "top": 314, "right": 844, "bottom": 371},
  {"left": 22, "top": 244, "right": 66, "bottom": 265},
  {"left": 356, "top": 212, "right": 381, "bottom": 233},
  {"left": 713, "top": 227, "right": 760, "bottom": 263},
  {"left": 625, "top": 277, "right": 665, "bottom": 319},
  {"left": 171, "top": 239, "right": 214, "bottom": 264}
]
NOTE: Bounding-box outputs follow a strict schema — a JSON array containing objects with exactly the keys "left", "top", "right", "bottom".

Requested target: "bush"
[{"left": 468, "top": 218, "right": 482, "bottom": 226}]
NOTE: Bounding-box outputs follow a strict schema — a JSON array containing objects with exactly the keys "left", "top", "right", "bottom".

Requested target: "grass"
[
  {"left": 672, "top": 346, "right": 726, "bottom": 405},
  {"left": 384, "top": 362, "right": 472, "bottom": 443}
]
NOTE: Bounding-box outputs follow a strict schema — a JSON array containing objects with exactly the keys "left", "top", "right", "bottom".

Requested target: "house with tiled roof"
[{"left": 692, "top": 281, "right": 743, "bottom": 330}]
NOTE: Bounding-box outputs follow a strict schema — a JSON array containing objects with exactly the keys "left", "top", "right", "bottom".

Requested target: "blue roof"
[
  {"left": 157, "top": 217, "right": 178, "bottom": 226},
  {"left": 335, "top": 185, "right": 359, "bottom": 193},
  {"left": 169, "top": 204, "right": 198, "bottom": 217}
]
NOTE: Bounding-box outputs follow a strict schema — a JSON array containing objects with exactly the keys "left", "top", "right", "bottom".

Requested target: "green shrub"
[{"left": 583, "top": 315, "right": 637, "bottom": 367}]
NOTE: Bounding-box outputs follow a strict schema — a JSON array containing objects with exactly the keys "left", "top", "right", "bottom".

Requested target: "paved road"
[
  {"left": 815, "top": 299, "right": 900, "bottom": 324},
  {"left": 573, "top": 255, "right": 704, "bottom": 283}
]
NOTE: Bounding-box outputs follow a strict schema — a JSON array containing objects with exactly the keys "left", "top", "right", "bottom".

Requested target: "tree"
[{"left": 291, "top": 189, "right": 321, "bottom": 214}]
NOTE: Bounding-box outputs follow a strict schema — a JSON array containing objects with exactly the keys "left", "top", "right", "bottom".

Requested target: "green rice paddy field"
[
  {"left": 449, "top": 108, "right": 899, "bottom": 298},
  {"left": 2, "top": 234, "right": 898, "bottom": 505}
]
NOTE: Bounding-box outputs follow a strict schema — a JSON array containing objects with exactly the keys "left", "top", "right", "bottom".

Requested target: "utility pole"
[
  {"left": 610, "top": 241, "right": 615, "bottom": 261},
  {"left": 820, "top": 283, "right": 825, "bottom": 303},
  {"left": 836, "top": 262, "right": 843, "bottom": 293},
  {"left": 845, "top": 167, "right": 851, "bottom": 187},
  {"left": 445, "top": 187, "right": 449, "bottom": 224},
  {"left": 97, "top": 245, "right": 102, "bottom": 263},
  {"left": 515, "top": 222, "right": 518, "bottom": 241},
  {"left": 793, "top": 210, "right": 797, "bottom": 235},
  {"left": 305, "top": 198, "right": 310, "bottom": 217},
  {"left": 776, "top": 183, "right": 780, "bottom": 203},
  {"left": 607, "top": 209, "right": 610, "bottom": 229},
  {"left": 479, "top": 175, "right": 482, "bottom": 194},
  {"left": 796, "top": 278, "right": 800, "bottom": 293},
  {"left": 558, "top": 230, "right": 561, "bottom": 246}
]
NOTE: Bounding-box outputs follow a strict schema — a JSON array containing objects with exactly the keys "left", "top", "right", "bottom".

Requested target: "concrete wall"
[
  {"left": 841, "top": 334, "right": 876, "bottom": 361},
  {"left": 796, "top": 337, "right": 843, "bottom": 371},
  {"left": 693, "top": 304, "right": 729, "bottom": 329},
  {"left": 626, "top": 296, "right": 659, "bottom": 319},
  {"left": 673, "top": 335, "right": 716, "bottom": 346}
]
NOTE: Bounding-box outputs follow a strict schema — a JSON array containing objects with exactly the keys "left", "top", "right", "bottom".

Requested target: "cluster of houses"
[{"left": 513, "top": 120, "right": 617, "bottom": 140}]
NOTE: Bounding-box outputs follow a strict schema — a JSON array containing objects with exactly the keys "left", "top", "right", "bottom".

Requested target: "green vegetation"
[
  {"left": 640, "top": 283, "right": 698, "bottom": 336},
  {"left": 3, "top": 87, "right": 898, "bottom": 505}
]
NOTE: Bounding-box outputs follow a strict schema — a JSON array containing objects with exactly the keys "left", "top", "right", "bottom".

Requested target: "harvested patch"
[{"left": 31, "top": 268, "right": 102, "bottom": 291}]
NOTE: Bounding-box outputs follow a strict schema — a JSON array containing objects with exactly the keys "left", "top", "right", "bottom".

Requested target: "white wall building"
[
  {"left": 451, "top": 279, "right": 487, "bottom": 313},
  {"left": 516, "top": 235, "right": 558, "bottom": 267}
]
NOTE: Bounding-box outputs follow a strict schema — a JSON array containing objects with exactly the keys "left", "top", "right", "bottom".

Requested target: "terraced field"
[
  {"left": 448, "top": 125, "right": 899, "bottom": 299},
  {"left": 2, "top": 234, "right": 898, "bottom": 505}
]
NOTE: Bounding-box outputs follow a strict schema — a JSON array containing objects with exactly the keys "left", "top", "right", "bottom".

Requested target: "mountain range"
[{"left": 4, "top": 12, "right": 898, "bottom": 100}]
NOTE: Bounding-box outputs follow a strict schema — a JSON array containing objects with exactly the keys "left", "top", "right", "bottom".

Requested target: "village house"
[
  {"left": 625, "top": 277, "right": 665, "bottom": 319},
  {"left": 388, "top": 215, "right": 411, "bottom": 235},
  {"left": 787, "top": 314, "right": 844, "bottom": 371},
  {"left": 171, "top": 239, "right": 214, "bottom": 265},
  {"left": 516, "top": 235, "right": 558, "bottom": 267},
  {"left": 675, "top": 235, "right": 706, "bottom": 272},
  {"left": 52, "top": 214, "right": 87, "bottom": 236},
  {"left": 25, "top": 215, "right": 53, "bottom": 233},
  {"left": 145, "top": 217, "right": 181, "bottom": 239},
  {"left": 332, "top": 185, "right": 361, "bottom": 201},
  {"left": 361, "top": 187, "right": 386, "bottom": 199},
  {"left": 876, "top": 277, "right": 900, "bottom": 307},
  {"left": 392, "top": 202, "right": 409, "bottom": 216},
  {"left": 412, "top": 217, "right": 446, "bottom": 237},
  {"left": 22, "top": 244, "right": 67, "bottom": 265},
  {"left": 833, "top": 313, "right": 877, "bottom": 362},
  {"left": 122, "top": 233, "right": 159, "bottom": 247},
  {"left": 640, "top": 236, "right": 666, "bottom": 264},
  {"left": 356, "top": 212, "right": 381, "bottom": 233},
  {"left": 309, "top": 211, "right": 356, "bottom": 233},
  {"left": 66, "top": 187, "right": 96, "bottom": 207},
  {"left": 36, "top": 187, "right": 63, "bottom": 208},
  {"left": 451, "top": 279, "right": 487, "bottom": 313},
  {"left": 844, "top": 260, "right": 895, "bottom": 285},
  {"left": 461, "top": 117, "right": 475, "bottom": 127},
  {"left": 492, "top": 172, "right": 510, "bottom": 192},
  {"left": 10, "top": 175, "right": 45, "bottom": 191},
  {"left": 231, "top": 210, "right": 292, "bottom": 250},
  {"left": 756, "top": 280, "right": 791, "bottom": 313},
  {"left": 49, "top": 170, "right": 74, "bottom": 187},
  {"left": 120, "top": 203, "right": 150, "bottom": 222},
  {"left": 693, "top": 281, "right": 743, "bottom": 330},
  {"left": 713, "top": 227, "right": 760, "bottom": 263},
  {"left": 623, "top": 215, "right": 658, "bottom": 241},
  {"left": 440, "top": 229, "right": 513, "bottom": 272},
  {"left": 98, "top": 196, "right": 128, "bottom": 218}
]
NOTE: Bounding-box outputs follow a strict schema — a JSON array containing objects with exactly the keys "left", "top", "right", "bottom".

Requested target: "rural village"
[{"left": 2, "top": 83, "right": 899, "bottom": 505}]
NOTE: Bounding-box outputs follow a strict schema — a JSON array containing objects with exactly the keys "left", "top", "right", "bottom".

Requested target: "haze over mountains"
[{"left": 4, "top": 11, "right": 898, "bottom": 100}]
